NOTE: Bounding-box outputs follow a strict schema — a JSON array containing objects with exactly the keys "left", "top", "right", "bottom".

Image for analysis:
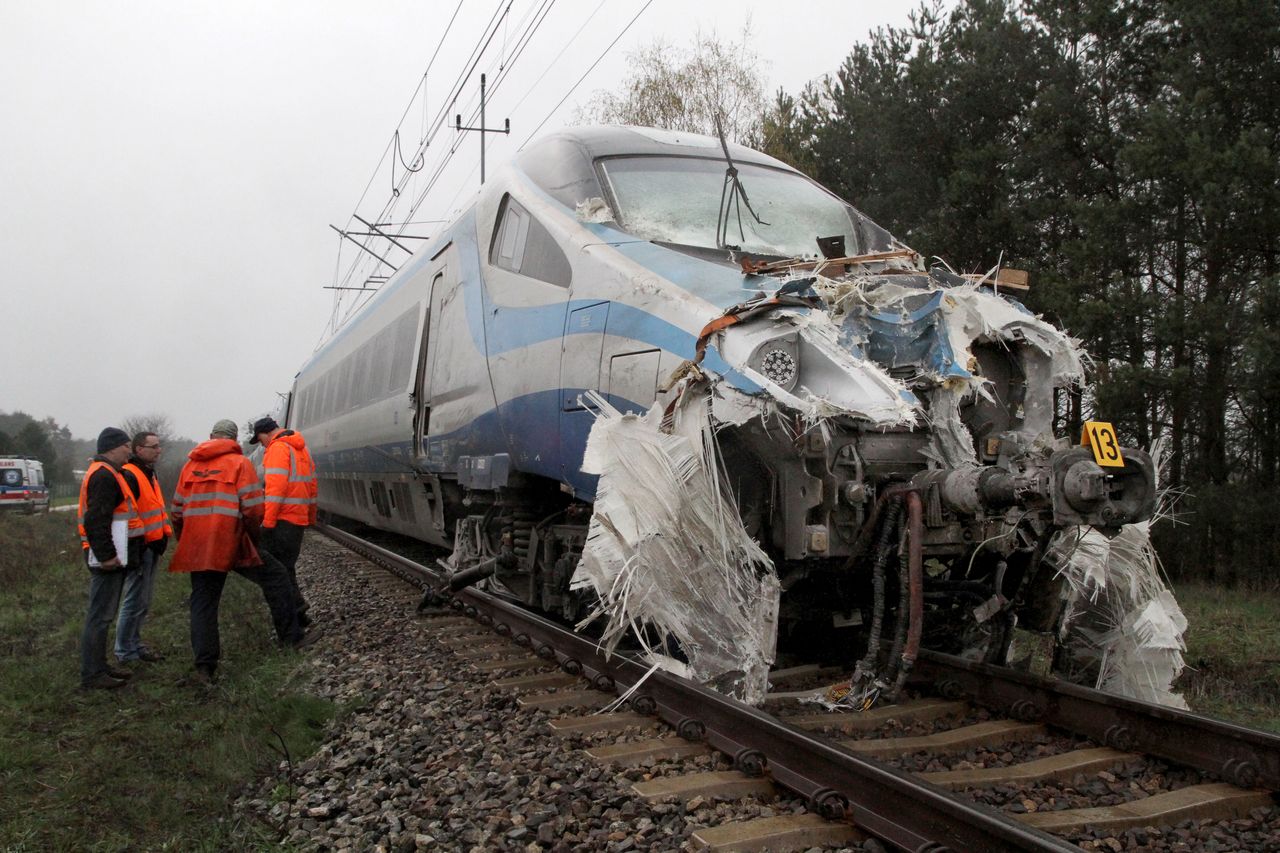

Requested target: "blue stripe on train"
[{"left": 311, "top": 388, "right": 647, "bottom": 501}]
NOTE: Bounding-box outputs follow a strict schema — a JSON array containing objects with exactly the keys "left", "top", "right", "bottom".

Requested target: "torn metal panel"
[
  {"left": 712, "top": 306, "right": 920, "bottom": 427},
  {"left": 1050, "top": 521, "right": 1188, "bottom": 709},
  {"left": 571, "top": 388, "right": 779, "bottom": 703}
]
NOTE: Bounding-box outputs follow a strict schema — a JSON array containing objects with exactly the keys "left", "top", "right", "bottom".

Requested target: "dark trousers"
[
  {"left": 260, "top": 521, "right": 308, "bottom": 616},
  {"left": 188, "top": 553, "right": 301, "bottom": 673},
  {"left": 80, "top": 566, "right": 132, "bottom": 684}
]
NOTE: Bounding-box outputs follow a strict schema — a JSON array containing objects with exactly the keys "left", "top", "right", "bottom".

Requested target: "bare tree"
[
  {"left": 576, "top": 25, "right": 770, "bottom": 145},
  {"left": 120, "top": 413, "right": 175, "bottom": 445}
]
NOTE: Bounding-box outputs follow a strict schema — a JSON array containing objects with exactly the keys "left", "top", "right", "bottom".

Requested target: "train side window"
[{"left": 490, "top": 195, "right": 572, "bottom": 287}]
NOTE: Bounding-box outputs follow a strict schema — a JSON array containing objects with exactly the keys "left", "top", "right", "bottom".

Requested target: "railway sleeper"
[
  {"left": 1016, "top": 782, "right": 1272, "bottom": 834},
  {"left": 690, "top": 813, "right": 865, "bottom": 853},
  {"left": 841, "top": 719, "right": 1046, "bottom": 759},
  {"left": 919, "top": 746, "right": 1139, "bottom": 790}
]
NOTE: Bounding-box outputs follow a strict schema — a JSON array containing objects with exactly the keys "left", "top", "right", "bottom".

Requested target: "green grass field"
[
  {"left": 0, "top": 512, "right": 335, "bottom": 851},
  {"left": 1173, "top": 580, "right": 1280, "bottom": 733}
]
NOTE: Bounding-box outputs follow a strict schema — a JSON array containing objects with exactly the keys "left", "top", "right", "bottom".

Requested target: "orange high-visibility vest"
[
  {"left": 77, "top": 460, "right": 144, "bottom": 557},
  {"left": 262, "top": 432, "right": 318, "bottom": 527},
  {"left": 123, "top": 462, "right": 172, "bottom": 542}
]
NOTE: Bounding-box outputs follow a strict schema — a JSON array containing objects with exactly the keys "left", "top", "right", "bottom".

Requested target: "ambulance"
[{"left": 0, "top": 456, "right": 50, "bottom": 514}]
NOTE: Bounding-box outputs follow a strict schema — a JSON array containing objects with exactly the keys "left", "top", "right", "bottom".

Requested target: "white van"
[{"left": 0, "top": 456, "right": 50, "bottom": 514}]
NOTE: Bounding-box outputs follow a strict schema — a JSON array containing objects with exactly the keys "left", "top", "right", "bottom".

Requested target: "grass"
[
  {"left": 1172, "top": 580, "right": 1280, "bottom": 733},
  {"left": 0, "top": 512, "right": 335, "bottom": 851}
]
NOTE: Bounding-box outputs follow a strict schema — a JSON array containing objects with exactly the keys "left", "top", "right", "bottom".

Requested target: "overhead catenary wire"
[
  {"left": 518, "top": 0, "right": 655, "bottom": 148},
  {"left": 407, "top": 0, "right": 630, "bottom": 230},
  {"left": 327, "top": 0, "right": 516, "bottom": 335},
  {"left": 330, "top": 0, "right": 552, "bottom": 313},
  {"left": 327, "top": 0, "right": 655, "bottom": 337}
]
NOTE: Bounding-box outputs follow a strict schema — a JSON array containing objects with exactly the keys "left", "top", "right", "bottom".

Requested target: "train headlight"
[
  {"left": 760, "top": 348, "right": 798, "bottom": 388},
  {"left": 747, "top": 334, "right": 800, "bottom": 392}
]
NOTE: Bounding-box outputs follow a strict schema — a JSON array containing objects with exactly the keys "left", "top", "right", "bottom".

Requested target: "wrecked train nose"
[{"left": 912, "top": 445, "right": 1157, "bottom": 533}]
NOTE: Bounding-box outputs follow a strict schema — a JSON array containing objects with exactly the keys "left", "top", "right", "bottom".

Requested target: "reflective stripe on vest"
[{"left": 77, "top": 461, "right": 143, "bottom": 552}]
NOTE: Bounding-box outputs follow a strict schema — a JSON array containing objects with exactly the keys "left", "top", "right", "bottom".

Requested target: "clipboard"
[{"left": 87, "top": 519, "right": 129, "bottom": 568}]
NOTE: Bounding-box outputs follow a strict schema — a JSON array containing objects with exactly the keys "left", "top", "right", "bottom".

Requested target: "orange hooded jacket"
[
  {"left": 261, "top": 430, "right": 318, "bottom": 528},
  {"left": 168, "top": 439, "right": 265, "bottom": 573}
]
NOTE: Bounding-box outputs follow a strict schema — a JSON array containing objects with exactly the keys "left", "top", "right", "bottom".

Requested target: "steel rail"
[
  {"left": 912, "top": 651, "right": 1280, "bottom": 791},
  {"left": 318, "top": 524, "right": 1074, "bottom": 852}
]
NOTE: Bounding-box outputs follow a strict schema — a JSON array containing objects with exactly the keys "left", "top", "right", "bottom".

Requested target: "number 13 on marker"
[{"left": 1081, "top": 421, "right": 1125, "bottom": 468}]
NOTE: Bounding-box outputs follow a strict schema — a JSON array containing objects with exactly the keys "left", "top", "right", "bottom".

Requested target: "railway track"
[{"left": 318, "top": 522, "right": 1279, "bottom": 852}]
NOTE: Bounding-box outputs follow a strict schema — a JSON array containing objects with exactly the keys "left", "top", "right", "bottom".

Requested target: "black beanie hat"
[{"left": 97, "top": 427, "right": 130, "bottom": 454}]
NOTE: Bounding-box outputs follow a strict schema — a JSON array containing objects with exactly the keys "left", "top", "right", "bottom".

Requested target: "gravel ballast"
[
  {"left": 233, "top": 535, "right": 868, "bottom": 852},
  {"left": 231, "top": 534, "right": 1279, "bottom": 852}
]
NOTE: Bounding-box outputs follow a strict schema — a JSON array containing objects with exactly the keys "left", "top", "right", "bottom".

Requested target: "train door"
[
  {"left": 412, "top": 268, "right": 444, "bottom": 454},
  {"left": 480, "top": 195, "right": 573, "bottom": 481},
  {"left": 560, "top": 301, "right": 609, "bottom": 495}
]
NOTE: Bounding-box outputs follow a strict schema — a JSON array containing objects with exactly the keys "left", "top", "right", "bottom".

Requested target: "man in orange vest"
[
  {"left": 114, "top": 431, "right": 172, "bottom": 665},
  {"left": 77, "top": 427, "right": 147, "bottom": 690},
  {"left": 170, "top": 419, "right": 314, "bottom": 683},
  {"left": 250, "top": 416, "right": 318, "bottom": 626}
]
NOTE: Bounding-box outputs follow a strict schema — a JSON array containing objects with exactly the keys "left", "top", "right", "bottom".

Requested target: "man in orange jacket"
[
  {"left": 250, "top": 416, "right": 318, "bottom": 626},
  {"left": 170, "top": 419, "right": 313, "bottom": 682}
]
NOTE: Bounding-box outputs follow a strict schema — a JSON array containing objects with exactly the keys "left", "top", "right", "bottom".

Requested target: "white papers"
[{"left": 87, "top": 519, "right": 129, "bottom": 568}]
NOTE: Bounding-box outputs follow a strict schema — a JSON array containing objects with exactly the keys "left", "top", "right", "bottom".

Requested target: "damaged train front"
[{"left": 703, "top": 257, "right": 1159, "bottom": 680}]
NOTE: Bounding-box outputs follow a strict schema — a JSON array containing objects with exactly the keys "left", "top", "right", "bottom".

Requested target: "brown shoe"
[
  {"left": 291, "top": 626, "right": 325, "bottom": 651},
  {"left": 137, "top": 648, "right": 165, "bottom": 663},
  {"left": 105, "top": 665, "right": 133, "bottom": 680},
  {"left": 80, "top": 673, "right": 127, "bottom": 691}
]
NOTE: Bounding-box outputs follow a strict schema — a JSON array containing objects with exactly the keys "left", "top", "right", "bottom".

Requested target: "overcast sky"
[{"left": 1, "top": 0, "right": 923, "bottom": 443}]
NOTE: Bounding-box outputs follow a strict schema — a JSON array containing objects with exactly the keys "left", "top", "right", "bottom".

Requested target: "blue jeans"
[
  {"left": 115, "top": 547, "right": 158, "bottom": 661},
  {"left": 80, "top": 566, "right": 129, "bottom": 684}
]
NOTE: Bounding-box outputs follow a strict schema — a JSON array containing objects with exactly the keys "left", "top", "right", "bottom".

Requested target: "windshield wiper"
[{"left": 714, "top": 114, "right": 770, "bottom": 251}]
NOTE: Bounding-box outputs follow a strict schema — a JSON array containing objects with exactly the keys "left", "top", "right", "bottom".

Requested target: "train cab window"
[{"left": 490, "top": 196, "right": 572, "bottom": 287}]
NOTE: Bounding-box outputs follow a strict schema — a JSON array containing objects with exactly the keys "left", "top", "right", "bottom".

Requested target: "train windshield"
[{"left": 599, "top": 156, "right": 888, "bottom": 258}]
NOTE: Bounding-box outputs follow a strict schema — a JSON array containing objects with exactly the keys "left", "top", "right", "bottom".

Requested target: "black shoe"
[
  {"left": 187, "top": 667, "right": 217, "bottom": 686},
  {"left": 297, "top": 612, "right": 312, "bottom": 628},
  {"left": 80, "top": 673, "right": 127, "bottom": 691}
]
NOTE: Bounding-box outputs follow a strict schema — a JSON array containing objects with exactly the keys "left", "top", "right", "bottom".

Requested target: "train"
[{"left": 288, "top": 125, "right": 1158, "bottom": 703}]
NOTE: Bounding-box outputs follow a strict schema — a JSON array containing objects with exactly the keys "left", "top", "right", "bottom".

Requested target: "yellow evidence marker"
[{"left": 1081, "top": 421, "right": 1125, "bottom": 468}]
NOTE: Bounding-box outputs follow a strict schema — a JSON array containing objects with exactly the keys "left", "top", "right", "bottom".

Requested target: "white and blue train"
[{"left": 287, "top": 125, "right": 1156, "bottom": 665}]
